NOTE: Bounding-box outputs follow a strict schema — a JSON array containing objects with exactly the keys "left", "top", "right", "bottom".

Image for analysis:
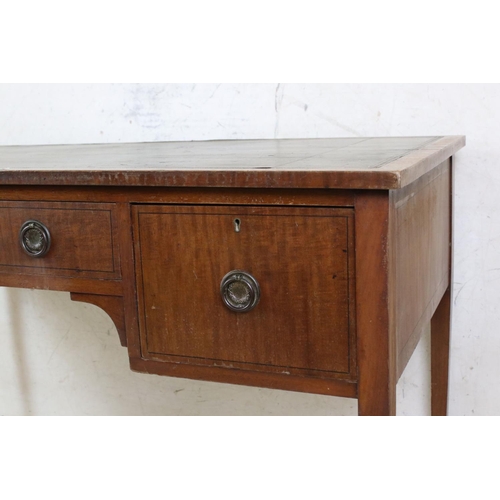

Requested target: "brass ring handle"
[
  {"left": 220, "top": 270, "right": 260, "bottom": 313},
  {"left": 19, "top": 220, "right": 51, "bottom": 257}
]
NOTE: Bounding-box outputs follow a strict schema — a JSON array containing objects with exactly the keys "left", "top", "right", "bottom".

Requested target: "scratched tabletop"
[{"left": 0, "top": 136, "right": 465, "bottom": 190}]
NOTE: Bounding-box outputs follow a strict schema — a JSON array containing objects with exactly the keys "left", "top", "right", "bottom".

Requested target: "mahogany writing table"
[{"left": 0, "top": 136, "right": 465, "bottom": 415}]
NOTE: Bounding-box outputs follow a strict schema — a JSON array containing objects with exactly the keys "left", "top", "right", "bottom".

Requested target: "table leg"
[
  {"left": 358, "top": 353, "right": 397, "bottom": 416},
  {"left": 355, "top": 191, "right": 397, "bottom": 416},
  {"left": 431, "top": 287, "right": 451, "bottom": 416}
]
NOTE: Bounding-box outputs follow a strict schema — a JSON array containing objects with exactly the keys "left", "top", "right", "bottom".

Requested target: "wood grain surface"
[
  {"left": 0, "top": 136, "right": 465, "bottom": 189},
  {"left": 0, "top": 186, "right": 355, "bottom": 207},
  {"left": 0, "top": 201, "right": 120, "bottom": 279},
  {"left": 355, "top": 191, "right": 396, "bottom": 416},
  {"left": 390, "top": 160, "right": 451, "bottom": 378},
  {"left": 431, "top": 288, "right": 451, "bottom": 416},
  {"left": 129, "top": 357, "right": 358, "bottom": 399},
  {"left": 133, "top": 205, "right": 356, "bottom": 379}
]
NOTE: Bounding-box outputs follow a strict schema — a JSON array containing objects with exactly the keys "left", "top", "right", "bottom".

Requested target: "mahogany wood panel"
[
  {"left": 390, "top": 160, "right": 451, "bottom": 378},
  {"left": 0, "top": 273, "right": 122, "bottom": 295},
  {"left": 0, "top": 201, "right": 120, "bottom": 280},
  {"left": 0, "top": 137, "right": 465, "bottom": 190},
  {"left": 0, "top": 186, "right": 355, "bottom": 208},
  {"left": 355, "top": 191, "right": 396, "bottom": 416},
  {"left": 116, "top": 203, "right": 142, "bottom": 359},
  {"left": 133, "top": 205, "right": 356, "bottom": 379},
  {"left": 70, "top": 293, "right": 127, "bottom": 347},
  {"left": 431, "top": 288, "right": 451, "bottom": 416},
  {"left": 129, "top": 357, "right": 358, "bottom": 399}
]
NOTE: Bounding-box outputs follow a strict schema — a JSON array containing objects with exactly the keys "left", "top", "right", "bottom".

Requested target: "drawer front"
[
  {"left": 134, "top": 205, "right": 355, "bottom": 379},
  {"left": 0, "top": 201, "right": 120, "bottom": 279}
]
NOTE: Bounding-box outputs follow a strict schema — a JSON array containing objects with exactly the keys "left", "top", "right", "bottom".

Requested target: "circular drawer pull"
[
  {"left": 19, "top": 220, "right": 51, "bottom": 257},
  {"left": 220, "top": 270, "right": 260, "bottom": 313}
]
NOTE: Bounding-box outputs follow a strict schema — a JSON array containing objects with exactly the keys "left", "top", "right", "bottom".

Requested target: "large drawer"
[
  {"left": 0, "top": 201, "right": 120, "bottom": 279},
  {"left": 133, "top": 205, "right": 356, "bottom": 379}
]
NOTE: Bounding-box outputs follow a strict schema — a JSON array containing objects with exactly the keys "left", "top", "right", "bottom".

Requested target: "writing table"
[{"left": 0, "top": 136, "right": 465, "bottom": 415}]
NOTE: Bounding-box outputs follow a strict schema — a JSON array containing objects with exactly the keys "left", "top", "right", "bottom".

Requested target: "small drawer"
[
  {"left": 133, "top": 204, "right": 356, "bottom": 380},
  {"left": 0, "top": 201, "right": 120, "bottom": 279}
]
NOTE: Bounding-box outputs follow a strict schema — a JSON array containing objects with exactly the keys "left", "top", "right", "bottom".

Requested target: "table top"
[{"left": 0, "top": 136, "right": 465, "bottom": 190}]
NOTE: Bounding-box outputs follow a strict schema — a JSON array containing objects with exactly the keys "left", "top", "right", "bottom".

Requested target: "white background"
[{"left": 0, "top": 83, "right": 495, "bottom": 416}]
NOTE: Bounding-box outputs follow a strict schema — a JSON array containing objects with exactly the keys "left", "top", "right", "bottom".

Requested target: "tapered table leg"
[
  {"left": 431, "top": 288, "right": 451, "bottom": 416},
  {"left": 355, "top": 192, "right": 397, "bottom": 416}
]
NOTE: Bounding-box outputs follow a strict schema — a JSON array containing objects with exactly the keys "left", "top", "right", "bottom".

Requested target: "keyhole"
[{"left": 234, "top": 218, "right": 241, "bottom": 233}]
